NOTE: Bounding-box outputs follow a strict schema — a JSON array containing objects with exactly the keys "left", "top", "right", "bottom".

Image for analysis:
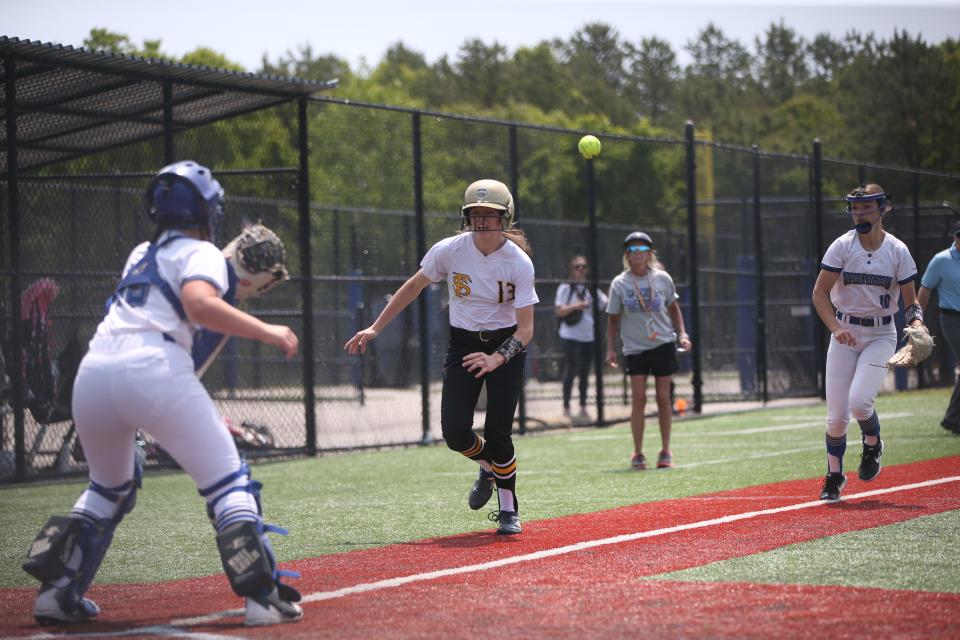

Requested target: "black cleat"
[
  {"left": 489, "top": 510, "right": 521, "bottom": 535},
  {"left": 858, "top": 439, "right": 884, "bottom": 481},
  {"left": 468, "top": 468, "right": 495, "bottom": 510},
  {"left": 819, "top": 472, "right": 847, "bottom": 501}
]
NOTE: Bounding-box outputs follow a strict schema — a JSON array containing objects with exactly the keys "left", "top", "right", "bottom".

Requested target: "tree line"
[{"left": 84, "top": 22, "right": 960, "bottom": 174}]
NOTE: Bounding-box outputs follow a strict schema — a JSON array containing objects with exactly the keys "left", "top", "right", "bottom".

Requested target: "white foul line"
[
  {"left": 9, "top": 474, "right": 959, "bottom": 638},
  {"left": 296, "top": 475, "right": 960, "bottom": 605}
]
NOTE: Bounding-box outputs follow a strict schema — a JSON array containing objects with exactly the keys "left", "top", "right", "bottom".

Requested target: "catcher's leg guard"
[
  {"left": 201, "top": 464, "right": 301, "bottom": 613},
  {"left": 23, "top": 464, "right": 141, "bottom": 622}
]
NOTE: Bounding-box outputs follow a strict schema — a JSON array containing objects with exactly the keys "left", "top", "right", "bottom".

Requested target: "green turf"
[
  {"left": 2, "top": 388, "right": 958, "bottom": 589},
  {"left": 652, "top": 510, "right": 960, "bottom": 593}
]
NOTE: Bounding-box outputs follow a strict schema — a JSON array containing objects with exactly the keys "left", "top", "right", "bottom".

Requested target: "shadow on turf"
[{"left": 825, "top": 499, "right": 925, "bottom": 512}]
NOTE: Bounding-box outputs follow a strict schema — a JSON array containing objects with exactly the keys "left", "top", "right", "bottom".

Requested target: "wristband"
[
  {"left": 905, "top": 303, "right": 923, "bottom": 325},
  {"left": 496, "top": 336, "right": 525, "bottom": 362}
]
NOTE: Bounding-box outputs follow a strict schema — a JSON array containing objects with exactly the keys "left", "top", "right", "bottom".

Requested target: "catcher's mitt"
[
  {"left": 886, "top": 324, "right": 935, "bottom": 368},
  {"left": 223, "top": 223, "right": 289, "bottom": 302}
]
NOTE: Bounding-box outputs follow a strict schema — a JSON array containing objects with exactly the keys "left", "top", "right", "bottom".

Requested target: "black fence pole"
[
  {"left": 685, "top": 122, "right": 703, "bottom": 413},
  {"left": 412, "top": 113, "right": 431, "bottom": 444},
  {"left": 812, "top": 139, "right": 826, "bottom": 398},
  {"left": 508, "top": 125, "right": 527, "bottom": 435},
  {"left": 5, "top": 57, "right": 25, "bottom": 480},
  {"left": 752, "top": 145, "right": 768, "bottom": 402},
  {"left": 297, "top": 97, "right": 317, "bottom": 456},
  {"left": 162, "top": 81, "right": 174, "bottom": 164},
  {"left": 913, "top": 172, "right": 924, "bottom": 388},
  {"left": 585, "top": 155, "right": 605, "bottom": 425}
]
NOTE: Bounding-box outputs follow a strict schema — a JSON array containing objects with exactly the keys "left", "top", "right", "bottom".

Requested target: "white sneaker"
[
  {"left": 245, "top": 588, "right": 303, "bottom": 627},
  {"left": 33, "top": 586, "right": 100, "bottom": 624}
]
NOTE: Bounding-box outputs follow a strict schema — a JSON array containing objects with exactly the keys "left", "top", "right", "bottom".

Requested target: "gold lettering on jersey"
[{"left": 452, "top": 273, "right": 472, "bottom": 298}]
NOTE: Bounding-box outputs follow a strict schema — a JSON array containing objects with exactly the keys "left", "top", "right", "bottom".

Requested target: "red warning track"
[{"left": 2, "top": 456, "right": 959, "bottom": 639}]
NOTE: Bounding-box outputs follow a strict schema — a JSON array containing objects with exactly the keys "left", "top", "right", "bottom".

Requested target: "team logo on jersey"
[
  {"left": 842, "top": 272, "right": 892, "bottom": 289},
  {"left": 452, "top": 272, "right": 472, "bottom": 298}
]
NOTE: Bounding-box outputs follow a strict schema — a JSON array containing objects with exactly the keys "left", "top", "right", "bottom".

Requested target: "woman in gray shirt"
[{"left": 606, "top": 232, "right": 692, "bottom": 470}]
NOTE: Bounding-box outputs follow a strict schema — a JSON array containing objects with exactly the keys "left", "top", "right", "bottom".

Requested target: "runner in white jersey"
[
  {"left": 345, "top": 179, "right": 538, "bottom": 534},
  {"left": 811, "top": 183, "right": 925, "bottom": 501},
  {"left": 21, "top": 161, "right": 303, "bottom": 627}
]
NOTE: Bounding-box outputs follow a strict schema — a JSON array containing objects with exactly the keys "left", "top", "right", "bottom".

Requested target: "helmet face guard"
[
  {"left": 144, "top": 161, "right": 224, "bottom": 243},
  {"left": 845, "top": 187, "right": 887, "bottom": 234},
  {"left": 845, "top": 190, "right": 887, "bottom": 215}
]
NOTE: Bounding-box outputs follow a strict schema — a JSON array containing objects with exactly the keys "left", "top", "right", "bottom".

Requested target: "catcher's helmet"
[
  {"left": 143, "top": 160, "right": 224, "bottom": 241},
  {"left": 462, "top": 179, "right": 514, "bottom": 229},
  {"left": 623, "top": 231, "right": 653, "bottom": 248}
]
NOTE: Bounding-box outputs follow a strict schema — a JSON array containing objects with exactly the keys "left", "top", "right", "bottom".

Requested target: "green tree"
[
  {"left": 755, "top": 20, "right": 809, "bottom": 104},
  {"left": 627, "top": 37, "right": 680, "bottom": 124}
]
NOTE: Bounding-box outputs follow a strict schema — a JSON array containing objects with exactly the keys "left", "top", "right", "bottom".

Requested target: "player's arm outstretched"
[
  {"left": 344, "top": 270, "right": 433, "bottom": 354},
  {"left": 812, "top": 270, "right": 855, "bottom": 346},
  {"left": 181, "top": 280, "right": 298, "bottom": 358}
]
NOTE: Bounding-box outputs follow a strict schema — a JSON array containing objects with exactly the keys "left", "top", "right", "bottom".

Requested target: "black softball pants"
[{"left": 440, "top": 326, "right": 525, "bottom": 465}]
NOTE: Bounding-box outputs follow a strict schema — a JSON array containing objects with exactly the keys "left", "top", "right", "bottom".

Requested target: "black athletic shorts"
[{"left": 624, "top": 341, "right": 678, "bottom": 377}]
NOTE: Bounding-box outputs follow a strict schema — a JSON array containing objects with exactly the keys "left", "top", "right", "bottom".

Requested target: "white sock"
[
  {"left": 498, "top": 488, "right": 515, "bottom": 512},
  {"left": 478, "top": 460, "right": 492, "bottom": 472}
]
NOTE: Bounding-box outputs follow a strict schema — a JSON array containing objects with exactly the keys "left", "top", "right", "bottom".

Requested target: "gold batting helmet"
[{"left": 462, "top": 179, "right": 515, "bottom": 228}]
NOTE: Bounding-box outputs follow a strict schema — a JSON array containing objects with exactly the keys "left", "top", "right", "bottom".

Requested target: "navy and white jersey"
[
  {"left": 820, "top": 230, "right": 917, "bottom": 317},
  {"left": 95, "top": 230, "right": 229, "bottom": 352},
  {"left": 420, "top": 233, "right": 538, "bottom": 331}
]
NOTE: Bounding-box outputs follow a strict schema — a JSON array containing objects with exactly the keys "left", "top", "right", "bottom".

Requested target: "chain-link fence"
[{"left": 4, "top": 49, "right": 960, "bottom": 482}]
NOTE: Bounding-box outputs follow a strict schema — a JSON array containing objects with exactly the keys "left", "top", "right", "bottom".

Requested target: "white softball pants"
[
  {"left": 824, "top": 322, "right": 897, "bottom": 438},
  {"left": 71, "top": 332, "right": 244, "bottom": 509}
]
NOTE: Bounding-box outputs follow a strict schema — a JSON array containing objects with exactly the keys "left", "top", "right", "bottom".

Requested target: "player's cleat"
[
  {"left": 819, "top": 472, "right": 847, "bottom": 501},
  {"left": 468, "top": 468, "right": 495, "bottom": 510},
  {"left": 630, "top": 452, "right": 647, "bottom": 470},
  {"left": 489, "top": 510, "right": 521, "bottom": 535},
  {"left": 858, "top": 439, "right": 884, "bottom": 481},
  {"left": 33, "top": 586, "right": 100, "bottom": 625},
  {"left": 656, "top": 450, "right": 674, "bottom": 469},
  {"left": 245, "top": 587, "right": 304, "bottom": 627}
]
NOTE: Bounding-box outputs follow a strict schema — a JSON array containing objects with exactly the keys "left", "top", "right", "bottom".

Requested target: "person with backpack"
[{"left": 555, "top": 255, "right": 607, "bottom": 422}]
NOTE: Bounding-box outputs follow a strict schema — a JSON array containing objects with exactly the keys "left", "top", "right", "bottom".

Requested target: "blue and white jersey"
[
  {"left": 820, "top": 230, "right": 917, "bottom": 317},
  {"left": 94, "top": 230, "right": 229, "bottom": 352}
]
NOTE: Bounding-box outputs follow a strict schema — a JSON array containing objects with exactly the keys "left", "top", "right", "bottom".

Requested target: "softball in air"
[{"left": 578, "top": 134, "right": 602, "bottom": 160}]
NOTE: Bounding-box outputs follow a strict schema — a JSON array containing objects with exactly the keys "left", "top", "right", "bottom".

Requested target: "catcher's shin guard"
[
  {"left": 23, "top": 470, "right": 140, "bottom": 616},
  {"left": 202, "top": 464, "right": 301, "bottom": 602}
]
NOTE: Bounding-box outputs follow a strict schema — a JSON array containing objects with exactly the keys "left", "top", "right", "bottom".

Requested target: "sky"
[{"left": 4, "top": 0, "right": 960, "bottom": 74}]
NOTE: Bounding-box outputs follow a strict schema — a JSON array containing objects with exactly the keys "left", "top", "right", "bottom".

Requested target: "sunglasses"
[
  {"left": 572, "top": 264, "right": 588, "bottom": 270},
  {"left": 626, "top": 245, "right": 650, "bottom": 253}
]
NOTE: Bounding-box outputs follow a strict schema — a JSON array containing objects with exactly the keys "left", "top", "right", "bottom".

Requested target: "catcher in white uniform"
[
  {"left": 22, "top": 161, "right": 302, "bottom": 626},
  {"left": 345, "top": 179, "right": 537, "bottom": 534},
  {"left": 811, "top": 183, "right": 925, "bottom": 500}
]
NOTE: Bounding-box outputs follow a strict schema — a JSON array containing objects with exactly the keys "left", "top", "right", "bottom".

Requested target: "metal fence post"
[
  {"left": 685, "top": 122, "right": 703, "bottom": 413},
  {"left": 584, "top": 153, "right": 605, "bottom": 425},
  {"left": 297, "top": 96, "right": 317, "bottom": 456},
  {"left": 4, "top": 57, "right": 25, "bottom": 480},
  {"left": 812, "top": 139, "right": 826, "bottom": 398},
  {"left": 412, "top": 112, "right": 431, "bottom": 444},
  {"left": 912, "top": 172, "right": 924, "bottom": 388},
  {"left": 509, "top": 124, "right": 527, "bottom": 435},
  {"left": 163, "top": 81, "right": 174, "bottom": 164},
  {"left": 752, "top": 145, "right": 768, "bottom": 402}
]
